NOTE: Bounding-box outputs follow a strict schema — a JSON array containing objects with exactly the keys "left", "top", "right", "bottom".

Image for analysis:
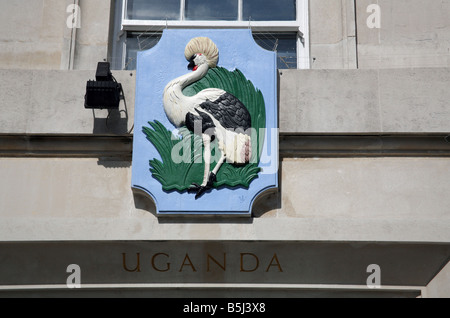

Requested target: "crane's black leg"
[{"left": 188, "top": 172, "right": 216, "bottom": 199}]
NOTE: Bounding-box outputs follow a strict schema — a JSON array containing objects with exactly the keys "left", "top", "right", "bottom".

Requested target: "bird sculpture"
[{"left": 163, "top": 37, "right": 252, "bottom": 199}]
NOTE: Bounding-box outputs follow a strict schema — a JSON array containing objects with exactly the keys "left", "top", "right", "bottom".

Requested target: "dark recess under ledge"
[{"left": 0, "top": 133, "right": 449, "bottom": 159}]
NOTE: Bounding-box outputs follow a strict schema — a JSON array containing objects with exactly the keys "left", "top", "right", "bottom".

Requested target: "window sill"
[{"left": 122, "top": 19, "right": 304, "bottom": 32}]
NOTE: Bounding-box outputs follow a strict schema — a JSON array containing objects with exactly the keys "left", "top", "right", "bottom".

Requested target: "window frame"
[{"left": 118, "top": 0, "right": 310, "bottom": 69}]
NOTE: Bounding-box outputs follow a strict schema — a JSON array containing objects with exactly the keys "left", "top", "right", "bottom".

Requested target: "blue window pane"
[
  {"left": 185, "top": 0, "right": 238, "bottom": 21},
  {"left": 125, "top": 33, "right": 162, "bottom": 70},
  {"left": 127, "top": 0, "right": 180, "bottom": 20},
  {"left": 243, "top": 0, "right": 296, "bottom": 21},
  {"left": 253, "top": 33, "right": 297, "bottom": 69}
]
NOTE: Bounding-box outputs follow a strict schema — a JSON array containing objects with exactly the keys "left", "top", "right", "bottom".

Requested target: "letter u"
[{"left": 122, "top": 253, "right": 141, "bottom": 272}]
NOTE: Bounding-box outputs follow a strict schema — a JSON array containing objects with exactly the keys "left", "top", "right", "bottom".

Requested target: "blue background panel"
[{"left": 131, "top": 29, "right": 278, "bottom": 217}]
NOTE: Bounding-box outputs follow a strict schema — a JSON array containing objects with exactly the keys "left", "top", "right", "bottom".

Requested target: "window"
[
  {"left": 243, "top": 0, "right": 296, "bottom": 21},
  {"left": 111, "top": 0, "right": 309, "bottom": 70},
  {"left": 253, "top": 32, "right": 298, "bottom": 69},
  {"left": 126, "top": 0, "right": 180, "bottom": 20},
  {"left": 124, "top": 32, "right": 163, "bottom": 70},
  {"left": 185, "top": 0, "right": 239, "bottom": 21}
]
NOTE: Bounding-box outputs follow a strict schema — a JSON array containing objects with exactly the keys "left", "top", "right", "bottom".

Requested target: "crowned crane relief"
[{"left": 143, "top": 36, "right": 266, "bottom": 199}]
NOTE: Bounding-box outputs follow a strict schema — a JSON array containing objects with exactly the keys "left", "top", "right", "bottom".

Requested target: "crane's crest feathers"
[{"left": 184, "top": 37, "right": 219, "bottom": 68}]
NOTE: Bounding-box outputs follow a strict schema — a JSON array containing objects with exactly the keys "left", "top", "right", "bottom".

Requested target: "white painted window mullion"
[
  {"left": 297, "top": 0, "right": 310, "bottom": 69},
  {"left": 238, "top": 0, "right": 243, "bottom": 22},
  {"left": 122, "top": 0, "right": 127, "bottom": 29},
  {"left": 180, "top": 0, "right": 185, "bottom": 21}
]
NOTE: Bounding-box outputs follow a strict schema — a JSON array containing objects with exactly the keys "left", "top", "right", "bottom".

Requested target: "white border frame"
[{"left": 120, "top": 0, "right": 310, "bottom": 69}]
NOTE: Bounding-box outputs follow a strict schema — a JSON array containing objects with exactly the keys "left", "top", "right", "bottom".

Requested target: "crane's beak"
[{"left": 188, "top": 55, "right": 196, "bottom": 70}]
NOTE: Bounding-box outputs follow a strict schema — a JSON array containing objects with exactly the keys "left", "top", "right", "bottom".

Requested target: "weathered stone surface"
[
  {"left": 279, "top": 68, "right": 450, "bottom": 133},
  {"left": 0, "top": 70, "right": 135, "bottom": 134},
  {"left": 0, "top": 157, "right": 449, "bottom": 243},
  {"left": 2, "top": 68, "right": 449, "bottom": 134},
  {"left": 356, "top": 0, "right": 450, "bottom": 69}
]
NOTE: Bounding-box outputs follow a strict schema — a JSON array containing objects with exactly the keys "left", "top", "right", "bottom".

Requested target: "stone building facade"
[{"left": 0, "top": 0, "right": 449, "bottom": 297}]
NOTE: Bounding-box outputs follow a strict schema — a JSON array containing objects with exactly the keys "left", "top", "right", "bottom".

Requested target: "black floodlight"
[
  {"left": 95, "top": 62, "right": 113, "bottom": 81},
  {"left": 84, "top": 62, "right": 122, "bottom": 109}
]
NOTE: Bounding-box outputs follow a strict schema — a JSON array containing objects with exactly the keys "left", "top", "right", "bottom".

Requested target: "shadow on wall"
[
  {"left": 97, "top": 159, "right": 131, "bottom": 168},
  {"left": 93, "top": 109, "right": 130, "bottom": 134},
  {"left": 252, "top": 190, "right": 281, "bottom": 218},
  {"left": 133, "top": 188, "right": 158, "bottom": 216},
  {"left": 89, "top": 72, "right": 134, "bottom": 135}
]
